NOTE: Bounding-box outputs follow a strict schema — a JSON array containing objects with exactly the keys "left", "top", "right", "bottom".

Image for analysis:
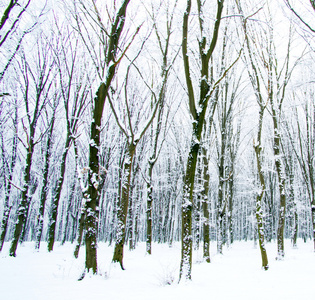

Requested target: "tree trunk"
[
  {"left": 74, "top": 200, "right": 86, "bottom": 259},
  {"left": 254, "top": 155, "right": 269, "bottom": 270},
  {"left": 112, "top": 144, "right": 136, "bottom": 269},
  {"left": 20, "top": 176, "right": 38, "bottom": 242},
  {"left": 254, "top": 110, "right": 269, "bottom": 270},
  {"left": 83, "top": 0, "right": 131, "bottom": 274},
  {"left": 0, "top": 112, "right": 17, "bottom": 251},
  {"left": 202, "top": 146, "right": 211, "bottom": 262},
  {"left": 146, "top": 162, "right": 154, "bottom": 254},
  {"left": 9, "top": 142, "right": 34, "bottom": 257},
  {"left": 35, "top": 114, "right": 55, "bottom": 250},
  {"left": 179, "top": 0, "right": 225, "bottom": 281},
  {"left": 0, "top": 205, "right": 12, "bottom": 252},
  {"left": 61, "top": 180, "right": 76, "bottom": 245},
  {"left": 84, "top": 82, "right": 108, "bottom": 274},
  {"left": 272, "top": 116, "right": 286, "bottom": 259},
  {"left": 47, "top": 137, "right": 71, "bottom": 252},
  {"left": 217, "top": 150, "right": 226, "bottom": 254},
  {"left": 180, "top": 137, "right": 199, "bottom": 281}
]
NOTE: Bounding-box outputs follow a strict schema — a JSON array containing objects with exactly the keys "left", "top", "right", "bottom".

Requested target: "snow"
[{"left": 1, "top": 240, "right": 315, "bottom": 300}]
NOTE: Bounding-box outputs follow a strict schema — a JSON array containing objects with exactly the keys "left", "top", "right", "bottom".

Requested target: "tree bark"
[
  {"left": 254, "top": 139, "right": 269, "bottom": 270},
  {"left": 47, "top": 136, "right": 72, "bottom": 252},
  {"left": 179, "top": 0, "right": 225, "bottom": 281},
  {"left": 35, "top": 111, "right": 55, "bottom": 250},
  {"left": 0, "top": 104, "right": 18, "bottom": 252},
  {"left": 74, "top": 199, "right": 86, "bottom": 259},
  {"left": 9, "top": 139, "right": 34, "bottom": 257},
  {"left": 84, "top": 82, "right": 107, "bottom": 273},
  {"left": 201, "top": 146, "right": 211, "bottom": 263},
  {"left": 112, "top": 144, "right": 136, "bottom": 269}
]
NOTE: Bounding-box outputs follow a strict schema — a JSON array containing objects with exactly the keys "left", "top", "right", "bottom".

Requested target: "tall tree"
[
  {"left": 286, "top": 91, "right": 315, "bottom": 250},
  {"left": 236, "top": 1, "right": 269, "bottom": 270},
  {"left": 110, "top": 50, "right": 165, "bottom": 269},
  {"left": 73, "top": 0, "right": 133, "bottom": 275},
  {"left": 35, "top": 96, "right": 58, "bottom": 250},
  {"left": 0, "top": 0, "right": 43, "bottom": 84},
  {"left": 144, "top": 0, "right": 178, "bottom": 255},
  {"left": 179, "top": 0, "right": 240, "bottom": 281},
  {"left": 0, "top": 92, "right": 18, "bottom": 251},
  {"left": 215, "top": 63, "right": 241, "bottom": 254},
  {"left": 9, "top": 37, "right": 56, "bottom": 256},
  {"left": 46, "top": 26, "right": 89, "bottom": 252}
]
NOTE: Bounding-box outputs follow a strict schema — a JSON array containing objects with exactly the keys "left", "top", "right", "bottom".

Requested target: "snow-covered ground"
[{"left": 1, "top": 240, "right": 314, "bottom": 300}]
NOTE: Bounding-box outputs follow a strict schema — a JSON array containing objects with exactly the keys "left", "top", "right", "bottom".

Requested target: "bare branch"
[{"left": 285, "top": 0, "right": 315, "bottom": 32}]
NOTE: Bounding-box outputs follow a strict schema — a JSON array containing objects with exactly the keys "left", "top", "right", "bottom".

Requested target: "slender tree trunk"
[
  {"left": 35, "top": 116, "right": 54, "bottom": 249},
  {"left": 180, "top": 138, "right": 199, "bottom": 281},
  {"left": 310, "top": 105, "right": 315, "bottom": 251},
  {"left": 254, "top": 159, "right": 269, "bottom": 270},
  {"left": 128, "top": 175, "right": 136, "bottom": 251},
  {"left": 61, "top": 180, "right": 76, "bottom": 245},
  {"left": 0, "top": 205, "right": 12, "bottom": 252},
  {"left": 9, "top": 142, "right": 34, "bottom": 257},
  {"left": 271, "top": 115, "right": 286, "bottom": 259},
  {"left": 0, "top": 112, "right": 18, "bottom": 251},
  {"left": 194, "top": 189, "right": 201, "bottom": 250},
  {"left": 202, "top": 146, "right": 210, "bottom": 263},
  {"left": 287, "top": 155, "right": 298, "bottom": 248},
  {"left": 112, "top": 144, "right": 135, "bottom": 269},
  {"left": 74, "top": 200, "right": 86, "bottom": 259},
  {"left": 146, "top": 162, "right": 154, "bottom": 254},
  {"left": 228, "top": 173, "right": 234, "bottom": 246},
  {"left": 20, "top": 177, "right": 38, "bottom": 242},
  {"left": 254, "top": 110, "right": 269, "bottom": 270},
  {"left": 47, "top": 136, "right": 71, "bottom": 252},
  {"left": 217, "top": 148, "right": 226, "bottom": 254},
  {"left": 311, "top": 203, "right": 315, "bottom": 251}
]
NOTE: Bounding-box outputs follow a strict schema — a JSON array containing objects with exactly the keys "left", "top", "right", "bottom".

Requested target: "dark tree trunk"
[
  {"left": 180, "top": 137, "right": 199, "bottom": 281},
  {"left": 74, "top": 200, "right": 86, "bottom": 259},
  {"left": 254, "top": 110, "right": 269, "bottom": 270},
  {"left": 61, "top": 180, "right": 76, "bottom": 245},
  {"left": 202, "top": 145, "right": 211, "bottom": 262},
  {"left": 9, "top": 142, "right": 34, "bottom": 257},
  {"left": 84, "top": 82, "right": 107, "bottom": 273},
  {"left": 179, "top": 0, "right": 225, "bottom": 281},
  {"left": 47, "top": 137, "right": 71, "bottom": 252},
  {"left": 0, "top": 109, "right": 17, "bottom": 251},
  {"left": 146, "top": 162, "right": 154, "bottom": 254},
  {"left": 35, "top": 115, "right": 54, "bottom": 249},
  {"left": 112, "top": 144, "right": 135, "bottom": 269}
]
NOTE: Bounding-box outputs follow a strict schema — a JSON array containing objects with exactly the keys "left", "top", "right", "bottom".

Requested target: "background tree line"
[{"left": 1, "top": 0, "right": 315, "bottom": 281}]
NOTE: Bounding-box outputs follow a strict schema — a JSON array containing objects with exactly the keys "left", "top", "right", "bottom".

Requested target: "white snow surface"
[{"left": 1, "top": 240, "right": 314, "bottom": 300}]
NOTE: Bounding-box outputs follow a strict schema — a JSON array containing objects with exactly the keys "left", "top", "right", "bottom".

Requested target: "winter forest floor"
[{"left": 1, "top": 240, "right": 314, "bottom": 300}]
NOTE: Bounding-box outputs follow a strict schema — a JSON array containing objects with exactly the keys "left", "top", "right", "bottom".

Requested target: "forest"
[{"left": 1, "top": 0, "right": 315, "bottom": 284}]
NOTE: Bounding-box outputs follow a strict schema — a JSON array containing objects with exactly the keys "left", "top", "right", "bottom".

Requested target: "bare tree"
[
  {"left": 0, "top": 0, "right": 43, "bottom": 84},
  {"left": 9, "top": 37, "right": 56, "bottom": 256},
  {"left": 237, "top": 0, "right": 299, "bottom": 264},
  {"left": 285, "top": 90, "right": 315, "bottom": 250},
  {"left": 46, "top": 26, "right": 89, "bottom": 252},
  {"left": 72, "top": 0, "right": 133, "bottom": 275},
  {"left": 179, "top": 0, "right": 241, "bottom": 281},
  {"left": 143, "top": 0, "right": 179, "bottom": 255},
  {"left": 0, "top": 91, "right": 18, "bottom": 251},
  {"left": 110, "top": 53, "right": 165, "bottom": 269},
  {"left": 215, "top": 63, "right": 241, "bottom": 254},
  {"left": 35, "top": 96, "right": 59, "bottom": 250},
  {"left": 236, "top": 1, "right": 270, "bottom": 270},
  {"left": 284, "top": 0, "right": 315, "bottom": 33}
]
